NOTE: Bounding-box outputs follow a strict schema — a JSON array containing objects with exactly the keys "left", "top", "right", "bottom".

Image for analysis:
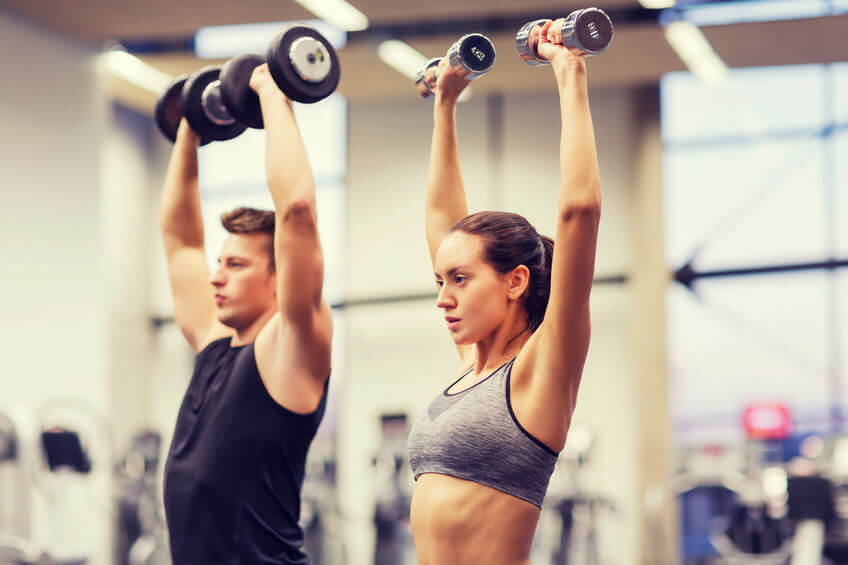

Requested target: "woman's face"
[{"left": 433, "top": 232, "right": 513, "bottom": 345}]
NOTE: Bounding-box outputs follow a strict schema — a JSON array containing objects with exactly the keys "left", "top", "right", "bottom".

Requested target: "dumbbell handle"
[
  {"left": 414, "top": 33, "right": 496, "bottom": 98},
  {"left": 201, "top": 80, "right": 238, "bottom": 126},
  {"left": 516, "top": 8, "right": 613, "bottom": 66}
]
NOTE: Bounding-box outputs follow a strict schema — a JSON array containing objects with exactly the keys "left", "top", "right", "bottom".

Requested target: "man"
[{"left": 159, "top": 64, "right": 333, "bottom": 564}]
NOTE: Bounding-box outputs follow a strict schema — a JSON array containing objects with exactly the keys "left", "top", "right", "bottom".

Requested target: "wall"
[{"left": 0, "top": 8, "right": 111, "bottom": 563}]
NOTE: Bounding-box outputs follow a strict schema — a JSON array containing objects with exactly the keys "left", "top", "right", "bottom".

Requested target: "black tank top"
[{"left": 164, "top": 337, "right": 328, "bottom": 564}]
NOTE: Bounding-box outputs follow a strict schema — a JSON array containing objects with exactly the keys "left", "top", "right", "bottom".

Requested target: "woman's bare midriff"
[{"left": 410, "top": 473, "right": 541, "bottom": 565}]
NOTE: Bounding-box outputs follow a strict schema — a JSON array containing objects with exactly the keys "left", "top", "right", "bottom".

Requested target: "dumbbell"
[
  {"left": 515, "top": 7, "right": 614, "bottom": 66},
  {"left": 154, "top": 24, "right": 341, "bottom": 143},
  {"left": 413, "top": 33, "right": 496, "bottom": 98},
  {"left": 155, "top": 67, "right": 246, "bottom": 145}
]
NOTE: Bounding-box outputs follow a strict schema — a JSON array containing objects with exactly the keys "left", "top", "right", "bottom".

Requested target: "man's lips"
[
  {"left": 215, "top": 294, "right": 226, "bottom": 305},
  {"left": 445, "top": 316, "right": 461, "bottom": 329}
]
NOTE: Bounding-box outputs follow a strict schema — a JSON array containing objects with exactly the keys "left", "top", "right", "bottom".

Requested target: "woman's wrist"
[
  {"left": 435, "top": 91, "right": 459, "bottom": 109},
  {"left": 552, "top": 57, "right": 587, "bottom": 85}
]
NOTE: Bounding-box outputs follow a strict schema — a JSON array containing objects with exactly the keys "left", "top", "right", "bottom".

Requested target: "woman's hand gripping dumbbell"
[
  {"left": 413, "top": 33, "right": 496, "bottom": 99},
  {"left": 516, "top": 7, "right": 614, "bottom": 66},
  {"left": 154, "top": 23, "right": 341, "bottom": 144}
]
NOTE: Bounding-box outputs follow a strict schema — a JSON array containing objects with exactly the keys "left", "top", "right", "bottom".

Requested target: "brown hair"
[
  {"left": 450, "top": 211, "right": 554, "bottom": 332},
  {"left": 221, "top": 207, "right": 275, "bottom": 271}
]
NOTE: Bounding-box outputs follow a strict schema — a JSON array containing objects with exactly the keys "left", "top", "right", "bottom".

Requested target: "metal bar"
[
  {"left": 674, "top": 258, "right": 848, "bottom": 287},
  {"left": 151, "top": 272, "right": 629, "bottom": 328},
  {"left": 665, "top": 122, "right": 848, "bottom": 151}
]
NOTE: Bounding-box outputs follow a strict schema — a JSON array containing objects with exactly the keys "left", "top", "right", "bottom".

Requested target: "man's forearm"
[
  {"left": 256, "top": 85, "right": 315, "bottom": 210},
  {"left": 160, "top": 125, "right": 205, "bottom": 249}
]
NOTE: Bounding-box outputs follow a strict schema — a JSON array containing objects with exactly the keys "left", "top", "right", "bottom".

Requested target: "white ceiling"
[{"left": 3, "top": 1, "right": 846, "bottom": 111}]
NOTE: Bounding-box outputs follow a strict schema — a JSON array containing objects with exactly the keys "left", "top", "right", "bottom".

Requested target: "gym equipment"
[
  {"left": 0, "top": 419, "right": 99, "bottom": 565},
  {"left": 114, "top": 430, "right": 168, "bottom": 565},
  {"left": 516, "top": 8, "right": 614, "bottom": 66},
  {"left": 266, "top": 25, "right": 341, "bottom": 104},
  {"left": 414, "top": 33, "right": 496, "bottom": 98},
  {"left": 155, "top": 23, "right": 340, "bottom": 142},
  {"left": 42, "top": 429, "right": 92, "bottom": 473},
  {"left": 373, "top": 414, "right": 415, "bottom": 565},
  {"left": 300, "top": 443, "right": 347, "bottom": 565},
  {"left": 154, "top": 75, "right": 215, "bottom": 145},
  {"left": 541, "top": 425, "right": 617, "bottom": 565},
  {"left": 219, "top": 54, "right": 266, "bottom": 130}
]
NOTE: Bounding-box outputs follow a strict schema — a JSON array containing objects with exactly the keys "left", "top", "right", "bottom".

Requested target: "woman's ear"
[{"left": 506, "top": 265, "right": 531, "bottom": 301}]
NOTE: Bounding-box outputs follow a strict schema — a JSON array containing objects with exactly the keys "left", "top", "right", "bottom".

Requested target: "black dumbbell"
[
  {"left": 515, "top": 8, "right": 614, "bottom": 66},
  {"left": 155, "top": 24, "right": 340, "bottom": 143},
  {"left": 155, "top": 74, "right": 214, "bottom": 145},
  {"left": 414, "top": 33, "right": 496, "bottom": 98},
  {"left": 218, "top": 25, "right": 341, "bottom": 129}
]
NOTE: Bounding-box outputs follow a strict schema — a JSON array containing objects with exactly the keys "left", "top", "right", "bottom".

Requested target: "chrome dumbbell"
[
  {"left": 414, "top": 33, "right": 496, "bottom": 98},
  {"left": 516, "top": 8, "right": 614, "bottom": 66}
]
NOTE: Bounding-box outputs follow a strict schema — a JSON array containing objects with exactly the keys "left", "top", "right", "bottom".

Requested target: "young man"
[{"left": 159, "top": 64, "right": 333, "bottom": 564}]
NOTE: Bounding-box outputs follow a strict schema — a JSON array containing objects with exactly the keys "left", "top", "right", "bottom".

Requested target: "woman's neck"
[{"left": 470, "top": 315, "right": 531, "bottom": 375}]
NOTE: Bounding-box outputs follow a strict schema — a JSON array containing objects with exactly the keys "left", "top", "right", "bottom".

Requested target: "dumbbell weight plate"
[
  {"left": 448, "top": 33, "right": 496, "bottom": 77},
  {"left": 182, "top": 66, "right": 247, "bottom": 142},
  {"left": 266, "top": 24, "right": 341, "bottom": 104},
  {"left": 220, "top": 54, "right": 265, "bottom": 130},
  {"left": 515, "top": 19, "right": 550, "bottom": 66},
  {"left": 154, "top": 75, "right": 212, "bottom": 145},
  {"left": 562, "top": 8, "right": 614, "bottom": 55}
]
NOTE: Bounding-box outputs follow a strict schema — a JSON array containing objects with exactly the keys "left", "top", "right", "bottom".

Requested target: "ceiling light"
[
  {"left": 97, "top": 49, "right": 173, "bottom": 93},
  {"left": 195, "top": 20, "right": 346, "bottom": 59},
  {"left": 639, "top": 0, "right": 676, "bottom": 8},
  {"left": 678, "top": 0, "right": 838, "bottom": 26},
  {"left": 292, "top": 0, "right": 369, "bottom": 32},
  {"left": 664, "top": 21, "right": 728, "bottom": 86},
  {"left": 378, "top": 40, "right": 474, "bottom": 101},
  {"left": 377, "top": 39, "right": 429, "bottom": 79}
]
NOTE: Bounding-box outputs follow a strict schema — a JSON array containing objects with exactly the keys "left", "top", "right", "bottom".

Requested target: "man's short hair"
[{"left": 221, "top": 207, "right": 275, "bottom": 271}]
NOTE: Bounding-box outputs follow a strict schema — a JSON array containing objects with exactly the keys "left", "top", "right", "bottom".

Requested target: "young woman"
[{"left": 407, "top": 19, "right": 602, "bottom": 564}]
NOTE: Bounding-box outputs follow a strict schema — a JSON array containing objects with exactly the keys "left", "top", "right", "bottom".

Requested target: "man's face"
[{"left": 208, "top": 233, "right": 276, "bottom": 329}]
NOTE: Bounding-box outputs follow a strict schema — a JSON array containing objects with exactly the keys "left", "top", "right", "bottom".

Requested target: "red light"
[{"left": 742, "top": 403, "right": 791, "bottom": 440}]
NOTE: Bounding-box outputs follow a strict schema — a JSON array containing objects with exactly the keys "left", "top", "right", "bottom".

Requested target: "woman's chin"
[{"left": 452, "top": 333, "right": 475, "bottom": 346}]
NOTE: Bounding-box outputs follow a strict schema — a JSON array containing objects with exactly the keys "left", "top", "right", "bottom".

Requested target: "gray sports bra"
[{"left": 407, "top": 358, "right": 559, "bottom": 509}]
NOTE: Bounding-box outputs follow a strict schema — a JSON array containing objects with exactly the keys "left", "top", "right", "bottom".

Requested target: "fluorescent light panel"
[
  {"left": 378, "top": 40, "right": 474, "bottom": 102},
  {"left": 292, "top": 0, "right": 369, "bottom": 31},
  {"left": 377, "top": 39, "right": 428, "bottom": 80},
  {"left": 195, "top": 20, "right": 346, "bottom": 59},
  {"left": 674, "top": 0, "right": 847, "bottom": 26},
  {"left": 664, "top": 21, "right": 728, "bottom": 86},
  {"left": 639, "top": 0, "right": 676, "bottom": 9},
  {"left": 97, "top": 50, "right": 173, "bottom": 93}
]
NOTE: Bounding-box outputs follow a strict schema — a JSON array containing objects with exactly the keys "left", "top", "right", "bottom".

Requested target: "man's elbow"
[{"left": 283, "top": 197, "right": 316, "bottom": 214}]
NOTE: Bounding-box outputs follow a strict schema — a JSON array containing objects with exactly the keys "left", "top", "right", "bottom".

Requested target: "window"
[{"left": 663, "top": 63, "right": 846, "bottom": 441}]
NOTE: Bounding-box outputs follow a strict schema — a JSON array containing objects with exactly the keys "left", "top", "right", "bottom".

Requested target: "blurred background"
[{"left": 0, "top": 0, "right": 847, "bottom": 563}]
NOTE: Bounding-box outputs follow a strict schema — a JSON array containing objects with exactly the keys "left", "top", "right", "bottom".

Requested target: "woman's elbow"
[{"left": 559, "top": 196, "right": 601, "bottom": 223}]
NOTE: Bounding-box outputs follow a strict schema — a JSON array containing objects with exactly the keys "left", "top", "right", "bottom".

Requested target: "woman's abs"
[{"left": 410, "top": 473, "right": 540, "bottom": 565}]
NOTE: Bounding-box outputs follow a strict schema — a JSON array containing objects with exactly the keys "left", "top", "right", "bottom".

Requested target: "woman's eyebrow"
[{"left": 435, "top": 266, "right": 469, "bottom": 278}]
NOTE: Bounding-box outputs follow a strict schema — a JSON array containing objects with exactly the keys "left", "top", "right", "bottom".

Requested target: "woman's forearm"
[
  {"left": 426, "top": 97, "right": 469, "bottom": 220},
  {"left": 554, "top": 60, "right": 602, "bottom": 209}
]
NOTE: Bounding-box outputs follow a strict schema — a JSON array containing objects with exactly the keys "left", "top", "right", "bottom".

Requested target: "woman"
[{"left": 406, "top": 19, "right": 602, "bottom": 564}]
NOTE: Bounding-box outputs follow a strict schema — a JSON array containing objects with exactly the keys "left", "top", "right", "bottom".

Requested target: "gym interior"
[{"left": 1, "top": 0, "right": 847, "bottom": 563}]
